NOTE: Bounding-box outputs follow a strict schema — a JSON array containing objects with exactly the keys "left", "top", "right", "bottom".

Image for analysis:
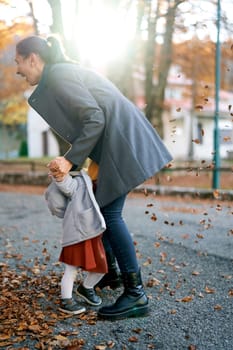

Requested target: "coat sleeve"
[
  {"left": 49, "top": 67, "right": 105, "bottom": 166},
  {"left": 55, "top": 174, "right": 79, "bottom": 198}
]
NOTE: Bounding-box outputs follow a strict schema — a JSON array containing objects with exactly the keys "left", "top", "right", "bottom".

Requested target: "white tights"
[{"left": 61, "top": 264, "right": 104, "bottom": 299}]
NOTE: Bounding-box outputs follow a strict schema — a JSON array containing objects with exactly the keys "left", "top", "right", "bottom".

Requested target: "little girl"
[{"left": 45, "top": 163, "right": 107, "bottom": 315}]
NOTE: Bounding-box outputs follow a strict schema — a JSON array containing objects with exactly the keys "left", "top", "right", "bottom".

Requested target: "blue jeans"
[{"left": 101, "top": 195, "right": 139, "bottom": 274}]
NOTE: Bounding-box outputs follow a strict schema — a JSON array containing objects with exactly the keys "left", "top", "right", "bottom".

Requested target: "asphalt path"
[{"left": 0, "top": 191, "right": 232, "bottom": 350}]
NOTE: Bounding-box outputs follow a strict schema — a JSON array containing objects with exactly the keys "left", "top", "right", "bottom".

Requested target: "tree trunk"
[
  {"left": 47, "top": 0, "right": 64, "bottom": 36},
  {"left": 145, "top": 0, "right": 185, "bottom": 138},
  {"left": 145, "top": 0, "right": 159, "bottom": 111}
]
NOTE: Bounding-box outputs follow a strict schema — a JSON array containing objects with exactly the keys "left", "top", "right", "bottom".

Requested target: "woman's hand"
[{"left": 47, "top": 157, "right": 73, "bottom": 180}]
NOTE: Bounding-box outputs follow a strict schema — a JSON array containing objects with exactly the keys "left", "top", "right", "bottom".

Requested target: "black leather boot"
[
  {"left": 98, "top": 269, "right": 149, "bottom": 320},
  {"left": 95, "top": 251, "right": 122, "bottom": 290}
]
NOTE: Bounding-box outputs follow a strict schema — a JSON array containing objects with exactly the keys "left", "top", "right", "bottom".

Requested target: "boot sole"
[{"left": 98, "top": 305, "right": 149, "bottom": 321}]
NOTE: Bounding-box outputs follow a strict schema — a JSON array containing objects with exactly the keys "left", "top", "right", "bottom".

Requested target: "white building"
[
  {"left": 27, "top": 106, "right": 59, "bottom": 158},
  {"left": 163, "top": 75, "right": 233, "bottom": 161}
]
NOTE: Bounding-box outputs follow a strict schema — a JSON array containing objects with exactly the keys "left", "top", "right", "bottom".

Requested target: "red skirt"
[{"left": 59, "top": 235, "right": 108, "bottom": 273}]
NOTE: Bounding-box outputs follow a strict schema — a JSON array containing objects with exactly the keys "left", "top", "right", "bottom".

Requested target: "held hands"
[{"left": 47, "top": 156, "right": 73, "bottom": 182}]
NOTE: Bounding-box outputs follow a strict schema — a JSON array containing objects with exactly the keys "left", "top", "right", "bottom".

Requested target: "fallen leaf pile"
[{"left": 0, "top": 260, "right": 96, "bottom": 349}]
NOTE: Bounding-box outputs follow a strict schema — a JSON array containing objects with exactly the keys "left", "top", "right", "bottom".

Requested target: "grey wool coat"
[
  {"left": 45, "top": 170, "right": 106, "bottom": 247},
  {"left": 29, "top": 63, "right": 173, "bottom": 207}
]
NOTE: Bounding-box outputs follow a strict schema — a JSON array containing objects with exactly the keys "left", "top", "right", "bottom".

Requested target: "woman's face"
[{"left": 15, "top": 52, "right": 43, "bottom": 86}]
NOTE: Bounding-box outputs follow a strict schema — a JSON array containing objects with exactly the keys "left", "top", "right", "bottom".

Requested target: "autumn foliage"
[{"left": 0, "top": 0, "right": 34, "bottom": 125}]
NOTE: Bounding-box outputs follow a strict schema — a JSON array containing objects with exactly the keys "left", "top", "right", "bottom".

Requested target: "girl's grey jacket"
[
  {"left": 29, "top": 63, "right": 173, "bottom": 207},
  {"left": 45, "top": 170, "right": 106, "bottom": 248}
]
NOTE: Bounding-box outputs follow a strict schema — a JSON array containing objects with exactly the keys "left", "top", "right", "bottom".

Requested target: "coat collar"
[{"left": 30, "top": 64, "right": 51, "bottom": 97}]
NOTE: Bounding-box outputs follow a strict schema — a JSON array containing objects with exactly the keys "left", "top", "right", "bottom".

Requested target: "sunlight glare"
[{"left": 62, "top": 0, "right": 136, "bottom": 68}]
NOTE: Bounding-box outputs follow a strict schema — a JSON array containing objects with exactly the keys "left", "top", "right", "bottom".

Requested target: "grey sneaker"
[
  {"left": 76, "top": 284, "right": 102, "bottom": 306},
  {"left": 59, "top": 298, "right": 86, "bottom": 315}
]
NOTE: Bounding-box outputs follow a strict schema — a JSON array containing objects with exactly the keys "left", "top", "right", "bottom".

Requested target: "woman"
[{"left": 15, "top": 35, "right": 172, "bottom": 320}]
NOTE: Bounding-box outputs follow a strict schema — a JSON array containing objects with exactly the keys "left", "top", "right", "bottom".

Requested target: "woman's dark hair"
[{"left": 16, "top": 35, "right": 73, "bottom": 64}]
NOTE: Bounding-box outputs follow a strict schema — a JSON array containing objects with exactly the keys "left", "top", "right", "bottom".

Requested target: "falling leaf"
[
  {"left": 205, "top": 286, "right": 215, "bottom": 294},
  {"left": 181, "top": 234, "right": 190, "bottom": 239},
  {"left": 143, "top": 257, "right": 152, "bottom": 266},
  {"left": 228, "top": 104, "right": 232, "bottom": 111},
  {"left": 216, "top": 204, "right": 222, "bottom": 211},
  {"left": 104, "top": 341, "right": 115, "bottom": 349},
  {"left": 150, "top": 213, "right": 157, "bottom": 221},
  {"left": 192, "top": 271, "right": 200, "bottom": 276},
  {"left": 213, "top": 190, "right": 220, "bottom": 199},
  {"left": 146, "top": 277, "right": 160, "bottom": 287},
  {"left": 132, "top": 328, "right": 143, "bottom": 334},
  {"left": 181, "top": 295, "right": 193, "bottom": 302},
  {"left": 176, "top": 107, "right": 181, "bottom": 112},
  {"left": 170, "top": 309, "right": 177, "bottom": 314},
  {"left": 176, "top": 295, "right": 193, "bottom": 302},
  {"left": 159, "top": 252, "right": 167, "bottom": 262},
  {"left": 214, "top": 304, "right": 222, "bottom": 311},
  {"left": 95, "top": 345, "right": 107, "bottom": 350},
  {"left": 192, "top": 138, "right": 200, "bottom": 144},
  {"left": 195, "top": 105, "right": 204, "bottom": 110},
  {"left": 188, "top": 345, "right": 197, "bottom": 350},
  {"left": 128, "top": 336, "right": 138, "bottom": 342},
  {"left": 42, "top": 248, "right": 48, "bottom": 254},
  {"left": 221, "top": 274, "right": 232, "bottom": 280}
]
